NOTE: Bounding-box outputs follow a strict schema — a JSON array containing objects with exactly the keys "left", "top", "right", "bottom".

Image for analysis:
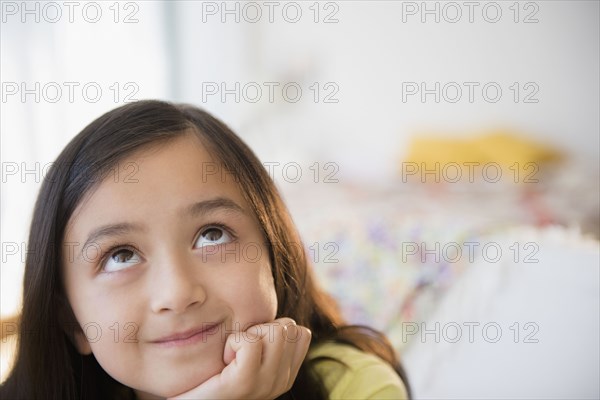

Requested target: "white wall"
[
  {"left": 172, "top": 1, "right": 599, "bottom": 181},
  {"left": 1, "top": 2, "right": 170, "bottom": 316}
]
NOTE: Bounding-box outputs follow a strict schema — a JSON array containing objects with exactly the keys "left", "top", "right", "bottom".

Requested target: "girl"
[{"left": 1, "top": 100, "right": 410, "bottom": 399}]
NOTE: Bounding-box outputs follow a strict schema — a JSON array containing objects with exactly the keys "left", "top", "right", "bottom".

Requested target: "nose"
[{"left": 150, "top": 254, "right": 206, "bottom": 314}]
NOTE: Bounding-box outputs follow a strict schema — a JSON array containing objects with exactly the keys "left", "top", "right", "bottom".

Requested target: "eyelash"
[
  {"left": 98, "top": 243, "right": 138, "bottom": 273},
  {"left": 97, "top": 222, "right": 237, "bottom": 273},
  {"left": 195, "top": 222, "right": 236, "bottom": 243}
]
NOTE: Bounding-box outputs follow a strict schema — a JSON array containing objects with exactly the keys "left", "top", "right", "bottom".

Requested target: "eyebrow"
[
  {"left": 179, "top": 197, "right": 245, "bottom": 219},
  {"left": 79, "top": 197, "right": 245, "bottom": 259}
]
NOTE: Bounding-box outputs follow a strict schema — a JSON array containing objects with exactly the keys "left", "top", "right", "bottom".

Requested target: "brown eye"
[
  {"left": 194, "top": 226, "right": 233, "bottom": 248},
  {"left": 204, "top": 228, "right": 223, "bottom": 241},
  {"left": 112, "top": 249, "right": 135, "bottom": 263},
  {"left": 103, "top": 248, "right": 141, "bottom": 273}
]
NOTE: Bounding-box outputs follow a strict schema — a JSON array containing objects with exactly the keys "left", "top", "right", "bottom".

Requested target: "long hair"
[{"left": 1, "top": 100, "right": 411, "bottom": 399}]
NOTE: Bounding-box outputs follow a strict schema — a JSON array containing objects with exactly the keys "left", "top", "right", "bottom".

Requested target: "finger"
[
  {"left": 265, "top": 324, "right": 311, "bottom": 395},
  {"left": 270, "top": 323, "right": 303, "bottom": 392},
  {"left": 224, "top": 329, "right": 263, "bottom": 376},
  {"left": 259, "top": 319, "right": 296, "bottom": 374},
  {"left": 269, "top": 317, "right": 297, "bottom": 330},
  {"left": 287, "top": 327, "right": 312, "bottom": 385},
  {"left": 250, "top": 317, "right": 296, "bottom": 367},
  {"left": 231, "top": 319, "right": 292, "bottom": 397},
  {"left": 223, "top": 321, "right": 270, "bottom": 365},
  {"left": 265, "top": 319, "right": 306, "bottom": 370},
  {"left": 223, "top": 335, "right": 236, "bottom": 365}
]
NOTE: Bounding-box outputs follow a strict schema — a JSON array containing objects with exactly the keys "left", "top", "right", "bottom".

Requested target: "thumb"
[
  {"left": 223, "top": 328, "right": 263, "bottom": 368},
  {"left": 223, "top": 333, "right": 238, "bottom": 365}
]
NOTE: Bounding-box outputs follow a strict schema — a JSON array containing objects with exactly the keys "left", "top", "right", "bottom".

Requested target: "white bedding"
[
  {"left": 280, "top": 172, "right": 600, "bottom": 399},
  {"left": 403, "top": 226, "right": 600, "bottom": 399}
]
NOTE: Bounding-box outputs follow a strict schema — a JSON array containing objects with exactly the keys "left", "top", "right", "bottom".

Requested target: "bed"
[{"left": 280, "top": 158, "right": 600, "bottom": 399}]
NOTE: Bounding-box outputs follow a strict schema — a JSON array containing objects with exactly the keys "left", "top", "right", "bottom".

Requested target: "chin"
[{"left": 153, "top": 361, "right": 226, "bottom": 397}]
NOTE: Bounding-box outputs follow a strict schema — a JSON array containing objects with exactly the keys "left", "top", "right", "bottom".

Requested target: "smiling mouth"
[{"left": 152, "top": 322, "right": 222, "bottom": 347}]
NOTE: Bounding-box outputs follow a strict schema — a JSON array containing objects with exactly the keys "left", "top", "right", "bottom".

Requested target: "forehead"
[{"left": 64, "top": 133, "right": 246, "bottom": 239}]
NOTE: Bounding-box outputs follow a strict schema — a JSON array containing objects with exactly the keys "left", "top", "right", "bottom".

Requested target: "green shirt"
[{"left": 306, "top": 342, "right": 409, "bottom": 399}]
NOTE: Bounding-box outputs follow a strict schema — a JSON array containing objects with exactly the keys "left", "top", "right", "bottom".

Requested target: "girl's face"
[{"left": 61, "top": 133, "right": 278, "bottom": 398}]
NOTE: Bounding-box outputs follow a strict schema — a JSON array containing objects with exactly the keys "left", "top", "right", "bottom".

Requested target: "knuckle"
[{"left": 276, "top": 317, "right": 296, "bottom": 327}]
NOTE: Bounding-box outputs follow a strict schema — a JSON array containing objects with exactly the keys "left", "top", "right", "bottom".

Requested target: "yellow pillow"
[{"left": 401, "top": 130, "right": 561, "bottom": 184}]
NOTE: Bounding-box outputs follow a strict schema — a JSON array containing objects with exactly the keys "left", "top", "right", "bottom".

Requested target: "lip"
[{"left": 151, "top": 321, "right": 223, "bottom": 347}]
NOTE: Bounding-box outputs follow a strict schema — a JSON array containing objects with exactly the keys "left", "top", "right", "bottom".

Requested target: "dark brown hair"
[{"left": 1, "top": 100, "right": 410, "bottom": 399}]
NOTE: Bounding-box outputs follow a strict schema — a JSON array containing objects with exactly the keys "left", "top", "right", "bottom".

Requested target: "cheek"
[
  {"left": 91, "top": 337, "right": 145, "bottom": 385},
  {"left": 228, "top": 262, "right": 278, "bottom": 326},
  {"left": 259, "top": 265, "right": 278, "bottom": 317},
  {"left": 68, "top": 283, "right": 142, "bottom": 335},
  {"left": 66, "top": 282, "right": 146, "bottom": 377},
  {"left": 256, "top": 260, "right": 278, "bottom": 316}
]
